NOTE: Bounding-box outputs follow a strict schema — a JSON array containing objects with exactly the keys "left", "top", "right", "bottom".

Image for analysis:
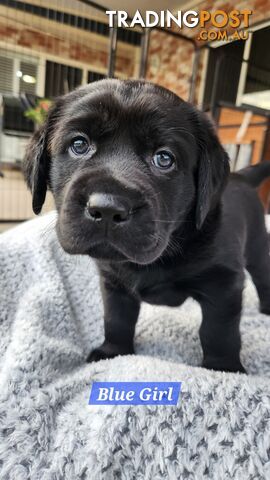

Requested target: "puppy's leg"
[
  {"left": 246, "top": 219, "right": 270, "bottom": 315},
  {"left": 197, "top": 269, "right": 246, "bottom": 373},
  {"left": 87, "top": 280, "right": 140, "bottom": 362}
]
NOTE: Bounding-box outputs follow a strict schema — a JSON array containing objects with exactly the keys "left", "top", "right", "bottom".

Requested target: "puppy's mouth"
[
  {"left": 90, "top": 241, "right": 166, "bottom": 265},
  {"left": 60, "top": 233, "right": 162, "bottom": 264},
  {"left": 56, "top": 216, "right": 169, "bottom": 265},
  {"left": 85, "top": 241, "right": 131, "bottom": 262}
]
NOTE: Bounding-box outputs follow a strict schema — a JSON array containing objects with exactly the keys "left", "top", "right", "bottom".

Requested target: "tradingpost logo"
[
  {"left": 106, "top": 10, "right": 253, "bottom": 42},
  {"left": 196, "top": 10, "right": 252, "bottom": 41}
]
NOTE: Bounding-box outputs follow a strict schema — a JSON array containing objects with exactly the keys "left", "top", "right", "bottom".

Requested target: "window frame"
[{"left": 0, "top": 48, "right": 40, "bottom": 95}]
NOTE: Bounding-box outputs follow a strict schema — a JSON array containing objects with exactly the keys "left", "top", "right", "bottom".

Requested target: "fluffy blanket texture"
[{"left": 0, "top": 212, "right": 270, "bottom": 480}]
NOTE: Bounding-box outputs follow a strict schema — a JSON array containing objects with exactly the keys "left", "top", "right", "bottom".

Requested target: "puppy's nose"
[{"left": 86, "top": 193, "right": 130, "bottom": 224}]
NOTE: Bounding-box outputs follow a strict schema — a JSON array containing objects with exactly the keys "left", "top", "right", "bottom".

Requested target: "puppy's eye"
[
  {"left": 152, "top": 150, "right": 175, "bottom": 170},
  {"left": 69, "top": 137, "right": 90, "bottom": 156}
]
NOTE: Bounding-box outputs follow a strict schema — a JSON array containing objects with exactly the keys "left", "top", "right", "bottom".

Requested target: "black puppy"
[{"left": 23, "top": 79, "right": 270, "bottom": 373}]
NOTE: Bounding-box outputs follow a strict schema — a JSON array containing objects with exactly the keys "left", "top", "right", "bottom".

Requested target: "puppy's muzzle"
[
  {"left": 86, "top": 193, "right": 130, "bottom": 225},
  {"left": 57, "top": 171, "right": 162, "bottom": 262}
]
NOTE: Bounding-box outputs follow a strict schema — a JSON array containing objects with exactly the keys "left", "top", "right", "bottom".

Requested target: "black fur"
[{"left": 23, "top": 79, "right": 270, "bottom": 373}]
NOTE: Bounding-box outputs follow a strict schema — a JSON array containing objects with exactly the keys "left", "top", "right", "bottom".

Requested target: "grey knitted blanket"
[{"left": 0, "top": 212, "right": 270, "bottom": 480}]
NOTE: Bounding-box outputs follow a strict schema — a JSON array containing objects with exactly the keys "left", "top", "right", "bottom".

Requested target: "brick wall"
[
  {"left": 146, "top": 29, "right": 194, "bottom": 100},
  {"left": 0, "top": 18, "right": 135, "bottom": 77}
]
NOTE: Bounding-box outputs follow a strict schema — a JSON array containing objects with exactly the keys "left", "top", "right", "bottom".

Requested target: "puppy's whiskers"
[
  {"left": 153, "top": 220, "right": 177, "bottom": 224},
  {"left": 166, "top": 234, "right": 184, "bottom": 257}
]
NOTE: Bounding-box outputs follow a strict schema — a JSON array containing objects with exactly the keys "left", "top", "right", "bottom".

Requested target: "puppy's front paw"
[
  {"left": 202, "top": 358, "right": 247, "bottom": 374},
  {"left": 87, "top": 341, "right": 134, "bottom": 363}
]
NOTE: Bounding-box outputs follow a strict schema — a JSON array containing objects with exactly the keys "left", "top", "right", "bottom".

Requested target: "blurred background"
[{"left": 0, "top": 0, "right": 270, "bottom": 232}]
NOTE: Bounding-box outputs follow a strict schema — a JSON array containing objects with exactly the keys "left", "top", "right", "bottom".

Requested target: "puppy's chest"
[
  {"left": 139, "top": 282, "right": 188, "bottom": 306},
  {"left": 127, "top": 266, "right": 192, "bottom": 307}
]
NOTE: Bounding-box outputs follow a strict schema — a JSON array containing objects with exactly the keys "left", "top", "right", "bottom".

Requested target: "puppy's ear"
[
  {"left": 23, "top": 101, "right": 61, "bottom": 214},
  {"left": 23, "top": 123, "right": 49, "bottom": 214},
  {"left": 195, "top": 114, "right": 230, "bottom": 229}
]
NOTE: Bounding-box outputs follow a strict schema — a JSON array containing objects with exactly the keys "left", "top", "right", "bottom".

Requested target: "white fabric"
[{"left": 0, "top": 212, "right": 269, "bottom": 479}]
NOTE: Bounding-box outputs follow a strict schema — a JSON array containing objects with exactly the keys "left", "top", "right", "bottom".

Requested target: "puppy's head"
[{"left": 23, "top": 79, "right": 229, "bottom": 265}]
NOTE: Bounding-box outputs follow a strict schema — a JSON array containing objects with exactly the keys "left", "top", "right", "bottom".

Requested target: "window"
[
  {"left": 87, "top": 71, "right": 106, "bottom": 83},
  {"left": 45, "top": 61, "right": 82, "bottom": 97},
  {"left": 0, "top": 50, "right": 38, "bottom": 95},
  {"left": 18, "top": 62, "right": 37, "bottom": 95},
  {"left": 0, "top": 56, "right": 14, "bottom": 94},
  {"left": 0, "top": 51, "right": 38, "bottom": 135},
  {"left": 2, "top": 96, "right": 34, "bottom": 134}
]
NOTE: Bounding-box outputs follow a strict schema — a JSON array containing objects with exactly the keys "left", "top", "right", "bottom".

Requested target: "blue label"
[{"left": 89, "top": 382, "right": 182, "bottom": 405}]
